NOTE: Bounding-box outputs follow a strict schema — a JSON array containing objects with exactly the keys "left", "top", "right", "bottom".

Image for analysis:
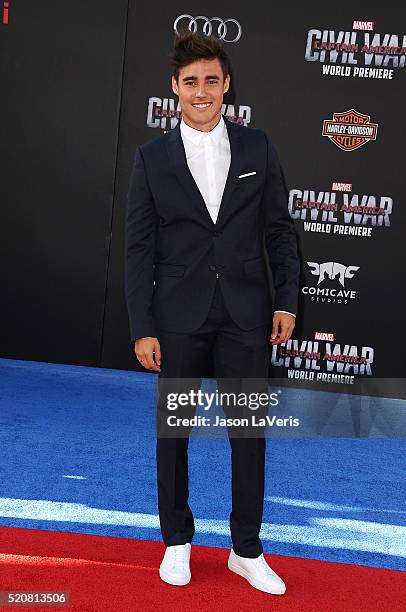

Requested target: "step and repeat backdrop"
[
  {"left": 102, "top": 2, "right": 406, "bottom": 393},
  {"left": 2, "top": 2, "right": 405, "bottom": 395}
]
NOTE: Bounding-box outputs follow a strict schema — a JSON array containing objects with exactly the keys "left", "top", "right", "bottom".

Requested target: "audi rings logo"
[{"left": 174, "top": 15, "right": 242, "bottom": 43}]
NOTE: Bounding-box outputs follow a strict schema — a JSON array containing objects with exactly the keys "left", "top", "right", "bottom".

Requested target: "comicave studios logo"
[
  {"left": 174, "top": 15, "right": 242, "bottom": 43},
  {"left": 322, "top": 109, "right": 378, "bottom": 151},
  {"left": 289, "top": 181, "right": 393, "bottom": 238},
  {"left": 302, "top": 261, "right": 359, "bottom": 304},
  {"left": 305, "top": 19, "right": 406, "bottom": 80}
]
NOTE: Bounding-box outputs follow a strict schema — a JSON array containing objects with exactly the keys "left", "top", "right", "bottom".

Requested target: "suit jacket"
[{"left": 125, "top": 119, "right": 300, "bottom": 342}]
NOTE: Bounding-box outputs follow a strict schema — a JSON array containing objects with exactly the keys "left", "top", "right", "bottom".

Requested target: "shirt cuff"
[{"left": 274, "top": 310, "right": 296, "bottom": 317}]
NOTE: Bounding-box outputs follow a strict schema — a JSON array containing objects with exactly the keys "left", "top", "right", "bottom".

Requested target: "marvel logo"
[
  {"left": 2, "top": 1, "right": 9, "bottom": 25},
  {"left": 352, "top": 20, "right": 374, "bottom": 31},
  {"left": 314, "top": 332, "right": 335, "bottom": 341},
  {"left": 332, "top": 182, "right": 352, "bottom": 192}
]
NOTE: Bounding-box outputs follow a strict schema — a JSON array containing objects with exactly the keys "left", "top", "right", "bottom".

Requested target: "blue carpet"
[{"left": 0, "top": 357, "right": 405, "bottom": 571}]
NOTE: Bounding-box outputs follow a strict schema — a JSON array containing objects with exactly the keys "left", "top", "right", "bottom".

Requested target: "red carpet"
[{"left": 0, "top": 526, "right": 403, "bottom": 611}]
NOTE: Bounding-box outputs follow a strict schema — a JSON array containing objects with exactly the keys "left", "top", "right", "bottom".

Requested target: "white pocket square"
[{"left": 238, "top": 171, "right": 256, "bottom": 178}]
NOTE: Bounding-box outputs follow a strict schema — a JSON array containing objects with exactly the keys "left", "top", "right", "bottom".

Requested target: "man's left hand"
[{"left": 270, "top": 312, "right": 295, "bottom": 345}]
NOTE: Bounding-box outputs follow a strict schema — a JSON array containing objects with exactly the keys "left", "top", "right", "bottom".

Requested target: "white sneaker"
[
  {"left": 159, "top": 543, "right": 191, "bottom": 586},
  {"left": 228, "top": 549, "right": 286, "bottom": 595}
]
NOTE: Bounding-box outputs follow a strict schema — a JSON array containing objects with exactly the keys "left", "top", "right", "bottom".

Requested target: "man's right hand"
[{"left": 134, "top": 337, "right": 161, "bottom": 372}]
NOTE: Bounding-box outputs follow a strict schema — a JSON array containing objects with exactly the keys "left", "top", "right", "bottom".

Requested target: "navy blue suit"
[
  {"left": 125, "top": 118, "right": 300, "bottom": 557},
  {"left": 125, "top": 119, "right": 299, "bottom": 342}
]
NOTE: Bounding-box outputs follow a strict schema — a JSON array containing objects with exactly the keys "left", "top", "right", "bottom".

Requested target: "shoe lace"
[
  {"left": 257, "top": 554, "right": 277, "bottom": 577},
  {"left": 173, "top": 545, "right": 186, "bottom": 570}
]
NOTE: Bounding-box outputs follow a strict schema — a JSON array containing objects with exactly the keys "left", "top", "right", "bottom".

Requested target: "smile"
[{"left": 192, "top": 103, "right": 212, "bottom": 109}]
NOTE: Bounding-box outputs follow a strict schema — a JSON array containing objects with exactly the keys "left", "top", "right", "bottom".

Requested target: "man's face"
[{"left": 172, "top": 58, "right": 230, "bottom": 131}]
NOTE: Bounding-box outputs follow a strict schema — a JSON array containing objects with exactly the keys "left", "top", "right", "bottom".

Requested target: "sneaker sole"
[
  {"left": 159, "top": 567, "right": 191, "bottom": 586},
  {"left": 228, "top": 560, "right": 286, "bottom": 595}
]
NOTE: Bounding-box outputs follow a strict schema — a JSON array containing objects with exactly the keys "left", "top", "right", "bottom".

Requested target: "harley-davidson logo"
[{"left": 322, "top": 109, "right": 378, "bottom": 151}]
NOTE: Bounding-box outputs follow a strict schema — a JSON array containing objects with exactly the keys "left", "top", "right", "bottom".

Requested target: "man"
[{"left": 125, "top": 31, "right": 300, "bottom": 595}]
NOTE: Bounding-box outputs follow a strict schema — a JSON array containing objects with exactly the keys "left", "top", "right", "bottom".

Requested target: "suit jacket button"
[
  {"left": 213, "top": 231, "right": 222, "bottom": 237},
  {"left": 209, "top": 265, "right": 217, "bottom": 271}
]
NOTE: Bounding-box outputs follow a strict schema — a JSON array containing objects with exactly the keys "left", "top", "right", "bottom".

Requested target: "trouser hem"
[{"left": 232, "top": 544, "right": 263, "bottom": 558}]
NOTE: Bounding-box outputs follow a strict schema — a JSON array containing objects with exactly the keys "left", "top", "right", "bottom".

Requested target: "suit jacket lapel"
[
  {"left": 217, "top": 119, "right": 244, "bottom": 225},
  {"left": 165, "top": 122, "right": 209, "bottom": 222},
  {"left": 165, "top": 119, "right": 244, "bottom": 226}
]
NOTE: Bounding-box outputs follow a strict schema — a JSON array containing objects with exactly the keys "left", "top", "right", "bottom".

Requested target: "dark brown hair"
[{"left": 169, "top": 31, "right": 230, "bottom": 82}]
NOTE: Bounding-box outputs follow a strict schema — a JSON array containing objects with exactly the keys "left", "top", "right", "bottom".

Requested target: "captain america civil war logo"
[
  {"left": 289, "top": 182, "right": 393, "bottom": 238},
  {"left": 146, "top": 96, "right": 252, "bottom": 130},
  {"left": 305, "top": 19, "right": 406, "bottom": 80},
  {"left": 271, "top": 336, "right": 375, "bottom": 384}
]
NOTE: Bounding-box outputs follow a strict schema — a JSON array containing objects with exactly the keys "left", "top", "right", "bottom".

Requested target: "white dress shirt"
[
  {"left": 179, "top": 117, "right": 295, "bottom": 319},
  {"left": 180, "top": 116, "right": 230, "bottom": 224}
]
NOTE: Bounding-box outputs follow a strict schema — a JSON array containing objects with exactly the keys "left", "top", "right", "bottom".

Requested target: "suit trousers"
[{"left": 155, "top": 278, "right": 271, "bottom": 558}]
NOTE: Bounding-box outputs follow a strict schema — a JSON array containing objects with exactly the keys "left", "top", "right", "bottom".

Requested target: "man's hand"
[
  {"left": 134, "top": 337, "right": 161, "bottom": 372},
  {"left": 270, "top": 312, "right": 295, "bottom": 345}
]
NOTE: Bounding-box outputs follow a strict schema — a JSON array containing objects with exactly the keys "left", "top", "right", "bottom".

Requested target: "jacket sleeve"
[
  {"left": 124, "top": 146, "right": 158, "bottom": 342},
  {"left": 261, "top": 133, "right": 300, "bottom": 316}
]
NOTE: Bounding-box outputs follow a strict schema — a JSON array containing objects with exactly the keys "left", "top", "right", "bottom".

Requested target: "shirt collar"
[{"left": 180, "top": 115, "right": 227, "bottom": 146}]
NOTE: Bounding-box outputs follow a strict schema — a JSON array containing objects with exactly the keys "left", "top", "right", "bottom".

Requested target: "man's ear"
[
  {"left": 223, "top": 74, "right": 230, "bottom": 94},
  {"left": 171, "top": 75, "right": 179, "bottom": 96}
]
